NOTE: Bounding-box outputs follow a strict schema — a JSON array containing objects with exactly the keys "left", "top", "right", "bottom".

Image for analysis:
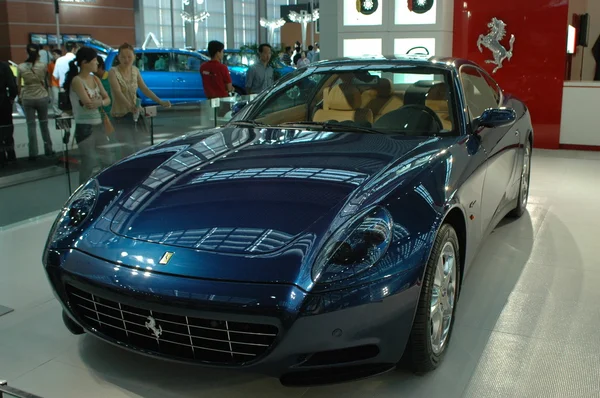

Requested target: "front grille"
[{"left": 66, "top": 285, "right": 278, "bottom": 364}]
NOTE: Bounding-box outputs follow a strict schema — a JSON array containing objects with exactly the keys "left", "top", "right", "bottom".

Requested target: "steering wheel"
[{"left": 374, "top": 104, "right": 444, "bottom": 134}]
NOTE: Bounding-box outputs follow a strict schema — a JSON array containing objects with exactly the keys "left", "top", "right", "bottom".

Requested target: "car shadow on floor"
[{"left": 73, "top": 205, "right": 580, "bottom": 398}]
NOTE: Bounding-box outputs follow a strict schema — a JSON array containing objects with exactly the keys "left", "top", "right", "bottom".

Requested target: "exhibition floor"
[{"left": 1, "top": 149, "right": 600, "bottom": 398}]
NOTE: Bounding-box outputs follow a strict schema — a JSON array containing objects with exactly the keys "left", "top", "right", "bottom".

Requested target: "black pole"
[
  {"left": 63, "top": 128, "right": 72, "bottom": 194},
  {"left": 54, "top": 0, "right": 61, "bottom": 48},
  {"left": 150, "top": 117, "right": 154, "bottom": 146}
]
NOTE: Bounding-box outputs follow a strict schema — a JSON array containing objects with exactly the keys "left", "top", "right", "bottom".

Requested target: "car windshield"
[{"left": 235, "top": 65, "right": 458, "bottom": 137}]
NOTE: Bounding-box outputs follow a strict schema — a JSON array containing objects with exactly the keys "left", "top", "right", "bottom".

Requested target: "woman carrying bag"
[
  {"left": 64, "top": 47, "right": 113, "bottom": 185},
  {"left": 17, "top": 43, "right": 53, "bottom": 160}
]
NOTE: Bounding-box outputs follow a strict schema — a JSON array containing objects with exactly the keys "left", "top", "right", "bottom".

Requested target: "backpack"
[{"left": 58, "top": 90, "right": 72, "bottom": 111}]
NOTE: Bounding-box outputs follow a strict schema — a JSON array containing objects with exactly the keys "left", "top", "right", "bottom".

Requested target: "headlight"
[
  {"left": 312, "top": 206, "right": 393, "bottom": 284},
  {"left": 48, "top": 179, "right": 99, "bottom": 244}
]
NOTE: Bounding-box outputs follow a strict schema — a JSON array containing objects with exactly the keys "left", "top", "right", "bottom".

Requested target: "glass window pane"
[
  {"left": 460, "top": 67, "right": 498, "bottom": 120},
  {"left": 343, "top": 38, "right": 382, "bottom": 57},
  {"left": 173, "top": 53, "right": 204, "bottom": 72},
  {"left": 233, "top": 0, "right": 257, "bottom": 48}
]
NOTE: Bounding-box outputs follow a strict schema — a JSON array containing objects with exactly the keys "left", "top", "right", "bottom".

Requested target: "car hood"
[{"left": 84, "top": 127, "right": 443, "bottom": 284}]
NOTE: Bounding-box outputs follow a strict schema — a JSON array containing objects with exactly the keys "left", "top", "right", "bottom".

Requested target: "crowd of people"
[
  {"left": 281, "top": 41, "right": 320, "bottom": 68},
  {"left": 201, "top": 40, "right": 320, "bottom": 100},
  {"left": 0, "top": 41, "right": 172, "bottom": 182},
  {"left": 0, "top": 38, "right": 321, "bottom": 178}
]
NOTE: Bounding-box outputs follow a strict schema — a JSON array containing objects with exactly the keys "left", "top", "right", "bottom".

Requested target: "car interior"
[{"left": 254, "top": 69, "right": 457, "bottom": 136}]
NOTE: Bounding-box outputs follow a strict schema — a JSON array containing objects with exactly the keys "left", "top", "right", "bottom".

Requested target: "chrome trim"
[
  {"left": 70, "top": 292, "right": 276, "bottom": 336},
  {"left": 67, "top": 286, "right": 278, "bottom": 364},
  {"left": 82, "top": 315, "right": 256, "bottom": 356},
  {"left": 76, "top": 304, "right": 270, "bottom": 347}
]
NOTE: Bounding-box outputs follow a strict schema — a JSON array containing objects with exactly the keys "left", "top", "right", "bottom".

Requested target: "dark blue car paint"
[{"left": 43, "top": 56, "right": 533, "bottom": 380}]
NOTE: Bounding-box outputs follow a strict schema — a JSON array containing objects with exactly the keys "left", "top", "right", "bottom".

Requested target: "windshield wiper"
[
  {"left": 278, "top": 121, "right": 384, "bottom": 135},
  {"left": 228, "top": 120, "right": 270, "bottom": 128}
]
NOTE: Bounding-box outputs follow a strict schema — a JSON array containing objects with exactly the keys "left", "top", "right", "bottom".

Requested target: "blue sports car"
[{"left": 43, "top": 55, "right": 532, "bottom": 386}]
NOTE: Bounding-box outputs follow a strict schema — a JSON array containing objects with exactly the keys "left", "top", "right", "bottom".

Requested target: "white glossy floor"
[{"left": 1, "top": 149, "right": 599, "bottom": 398}]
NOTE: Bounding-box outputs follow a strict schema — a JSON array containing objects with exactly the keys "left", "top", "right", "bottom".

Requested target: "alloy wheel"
[{"left": 429, "top": 241, "right": 457, "bottom": 355}]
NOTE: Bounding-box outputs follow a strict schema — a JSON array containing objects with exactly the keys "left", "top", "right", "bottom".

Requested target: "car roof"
[
  {"left": 313, "top": 55, "right": 477, "bottom": 72},
  {"left": 122, "top": 48, "right": 210, "bottom": 60}
]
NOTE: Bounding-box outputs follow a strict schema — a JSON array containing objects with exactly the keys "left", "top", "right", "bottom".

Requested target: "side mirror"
[
  {"left": 231, "top": 100, "right": 249, "bottom": 117},
  {"left": 473, "top": 107, "right": 517, "bottom": 131}
]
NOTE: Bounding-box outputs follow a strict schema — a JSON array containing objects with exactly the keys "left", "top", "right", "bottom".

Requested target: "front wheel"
[
  {"left": 509, "top": 140, "right": 532, "bottom": 218},
  {"left": 404, "top": 223, "right": 461, "bottom": 373}
]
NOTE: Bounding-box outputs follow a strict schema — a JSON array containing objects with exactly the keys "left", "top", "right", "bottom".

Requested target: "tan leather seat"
[
  {"left": 424, "top": 82, "right": 453, "bottom": 130},
  {"left": 313, "top": 83, "right": 374, "bottom": 124},
  {"left": 361, "top": 78, "right": 405, "bottom": 122}
]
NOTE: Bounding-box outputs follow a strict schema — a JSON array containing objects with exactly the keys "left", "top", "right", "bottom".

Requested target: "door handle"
[{"left": 175, "top": 78, "right": 185, "bottom": 83}]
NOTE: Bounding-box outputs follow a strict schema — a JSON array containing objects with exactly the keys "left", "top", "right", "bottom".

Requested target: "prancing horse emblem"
[
  {"left": 477, "top": 17, "right": 515, "bottom": 74},
  {"left": 159, "top": 251, "right": 174, "bottom": 265},
  {"left": 145, "top": 316, "right": 163, "bottom": 341}
]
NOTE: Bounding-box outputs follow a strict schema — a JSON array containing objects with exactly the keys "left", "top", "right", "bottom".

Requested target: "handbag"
[
  {"left": 102, "top": 110, "right": 115, "bottom": 135},
  {"left": 58, "top": 91, "right": 71, "bottom": 111},
  {"left": 92, "top": 76, "right": 115, "bottom": 135}
]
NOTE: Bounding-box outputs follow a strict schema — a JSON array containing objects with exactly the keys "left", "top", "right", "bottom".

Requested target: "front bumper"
[{"left": 44, "top": 248, "right": 421, "bottom": 384}]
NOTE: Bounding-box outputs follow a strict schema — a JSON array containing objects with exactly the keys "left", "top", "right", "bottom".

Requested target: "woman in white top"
[
  {"left": 63, "top": 47, "right": 112, "bottom": 185},
  {"left": 17, "top": 44, "right": 53, "bottom": 160}
]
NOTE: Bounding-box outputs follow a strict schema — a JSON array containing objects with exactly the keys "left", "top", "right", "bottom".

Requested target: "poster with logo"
[{"left": 395, "top": 0, "right": 436, "bottom": 25}]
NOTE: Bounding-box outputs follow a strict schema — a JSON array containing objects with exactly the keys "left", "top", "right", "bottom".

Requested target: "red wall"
[
  {"left": 0, "top": 0, "right": 135, "bottom": 62},
  {"left": 453, "top": 0, "right": 570, "bottom": 149}
]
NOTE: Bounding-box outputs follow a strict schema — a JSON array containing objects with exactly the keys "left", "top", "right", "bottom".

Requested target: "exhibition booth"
[
  {"left": 320, "top": 0, "right": 599, "bottom": 150},
  {"left": 4, "top": 1, "right": 600, "bottom": 397},
  {"left": 561, "top": 0, "right": 600, "bottom": 149}
]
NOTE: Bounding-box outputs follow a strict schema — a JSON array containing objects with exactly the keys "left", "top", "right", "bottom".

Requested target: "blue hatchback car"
[{"left": 101, "top": 48, "right": 247, "bottom": 106}]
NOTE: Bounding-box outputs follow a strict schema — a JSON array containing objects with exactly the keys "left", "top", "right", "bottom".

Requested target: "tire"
[
  {"left": 404, "top": 223, "right": 461, "bottom": 373},
  {"left": 509, "top": 139, "right": 532, "bottom": 218}
]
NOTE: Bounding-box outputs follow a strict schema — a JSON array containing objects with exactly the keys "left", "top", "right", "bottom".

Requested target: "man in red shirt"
[{"left": 200, "top": 41, "right": 233, "bottom": 99}]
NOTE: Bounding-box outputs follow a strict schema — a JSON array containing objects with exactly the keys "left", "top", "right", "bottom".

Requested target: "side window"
[
  {"left": 481, "top": 71, "right": 502, "bottom": 105},
  {"left": 135, "top": 53, "right": 169, "bottom": 72},
  {"left": 256, "top": 75, "right": 325, "bottom": 118},
  {"left": 174, "top": 54, "right": 203, "bottom": 72},
  {"left": 223, "top": 54, "right": 244, "bottom": 67},
  {"left": 460, "top": 66, "right": 498, "bottom": 121}
]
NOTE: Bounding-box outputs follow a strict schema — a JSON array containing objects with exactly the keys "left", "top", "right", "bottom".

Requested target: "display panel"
[
  {"left": 30, "top": 34, "right": 48, "bottom": 45},
  {"left": 62, "top": 34, "right": 79, "bottom": 43},
  {"left": 343, "top": 38, "right": 383, "bottom": 57},
  {"left": 48, "top": 35, "right": 61, "bottom": 45},
  {"left": 343, "top": 0, "right": 383, "bottom": 26},
  {"left": 395, "top": 0, "right": 437, "bottom": 25},
  {"left": 394, "top": 37, "right": 436, "bottom": 56},
  {"left": 567, "top": 25, "right": 576, "bottom": 54}
]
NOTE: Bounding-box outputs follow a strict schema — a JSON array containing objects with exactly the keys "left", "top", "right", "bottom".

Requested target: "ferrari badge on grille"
[{"left": 145, "top": 316, "right": 163, "bottom": 341}]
